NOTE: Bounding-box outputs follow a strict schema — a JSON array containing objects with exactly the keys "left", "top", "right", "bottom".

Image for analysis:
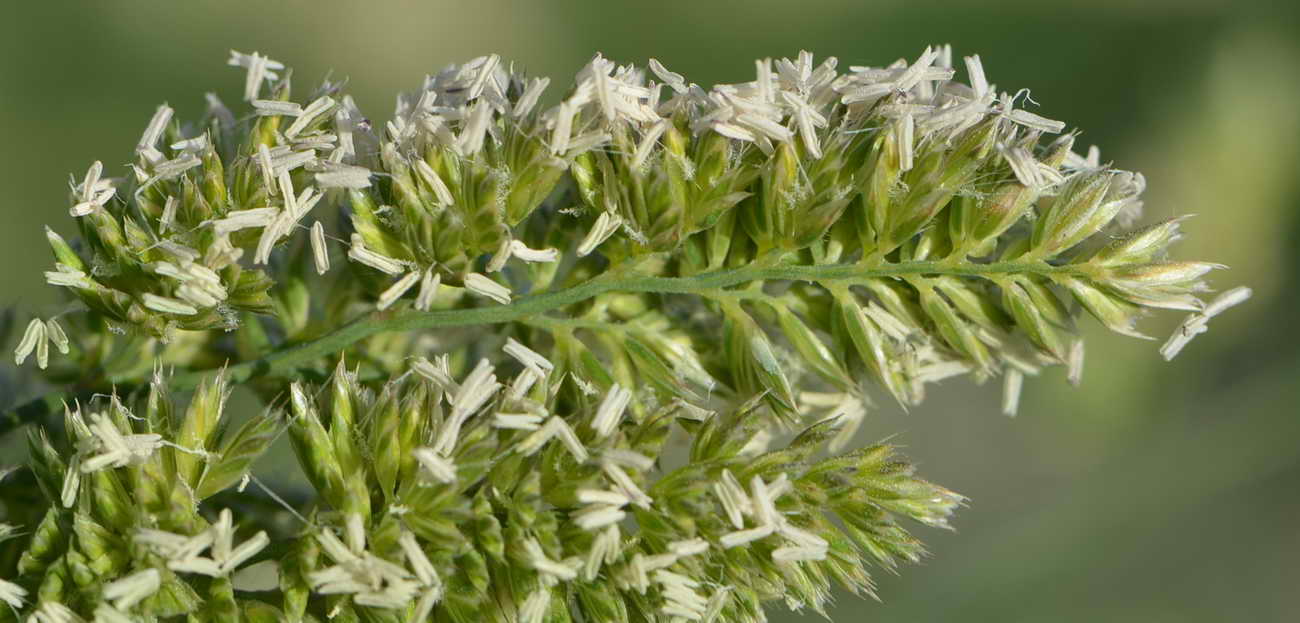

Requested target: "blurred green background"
[{"left": 2, "top": 1, "right": 1298, "bottom": 621}]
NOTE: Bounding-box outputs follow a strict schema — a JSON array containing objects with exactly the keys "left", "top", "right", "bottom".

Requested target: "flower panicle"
[
  {"left": 4, "top": 44, "right": 1248, "bottom": 623},
  {"left": 8, "top": 336, "right": 958, "bottom": 622}
]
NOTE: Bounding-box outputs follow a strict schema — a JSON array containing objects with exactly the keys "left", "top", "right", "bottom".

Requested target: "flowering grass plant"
[{"left": 0, "top": 46, "right": 1247, "bottom": 622}]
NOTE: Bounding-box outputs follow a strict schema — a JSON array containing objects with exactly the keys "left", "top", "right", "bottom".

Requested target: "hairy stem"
[{"left": 1, "top": 258, "right": 1084, "bottom": 437}]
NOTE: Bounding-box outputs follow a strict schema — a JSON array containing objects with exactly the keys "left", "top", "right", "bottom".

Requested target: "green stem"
[{"left": 1, "top": 258, "right": 1085, "bottom": 437}]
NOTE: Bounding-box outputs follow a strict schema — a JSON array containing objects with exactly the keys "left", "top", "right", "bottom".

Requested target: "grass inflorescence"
[{"left": 0, "top": 46, "right": 1246, "bottom": 622}]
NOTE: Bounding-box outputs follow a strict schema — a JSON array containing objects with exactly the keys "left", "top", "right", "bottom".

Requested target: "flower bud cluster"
[
  {"left": 266, "top": 346, "right": 959, "bottom": 622},
  {"left": 0, "top": 339, "right": 960, "bottom": 622},
  {"left": 33, "top": 47, "right": 1238, "bottom": 375},
  {"left": 8, "top": 370, "right": 283, "bottom": 621}
]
